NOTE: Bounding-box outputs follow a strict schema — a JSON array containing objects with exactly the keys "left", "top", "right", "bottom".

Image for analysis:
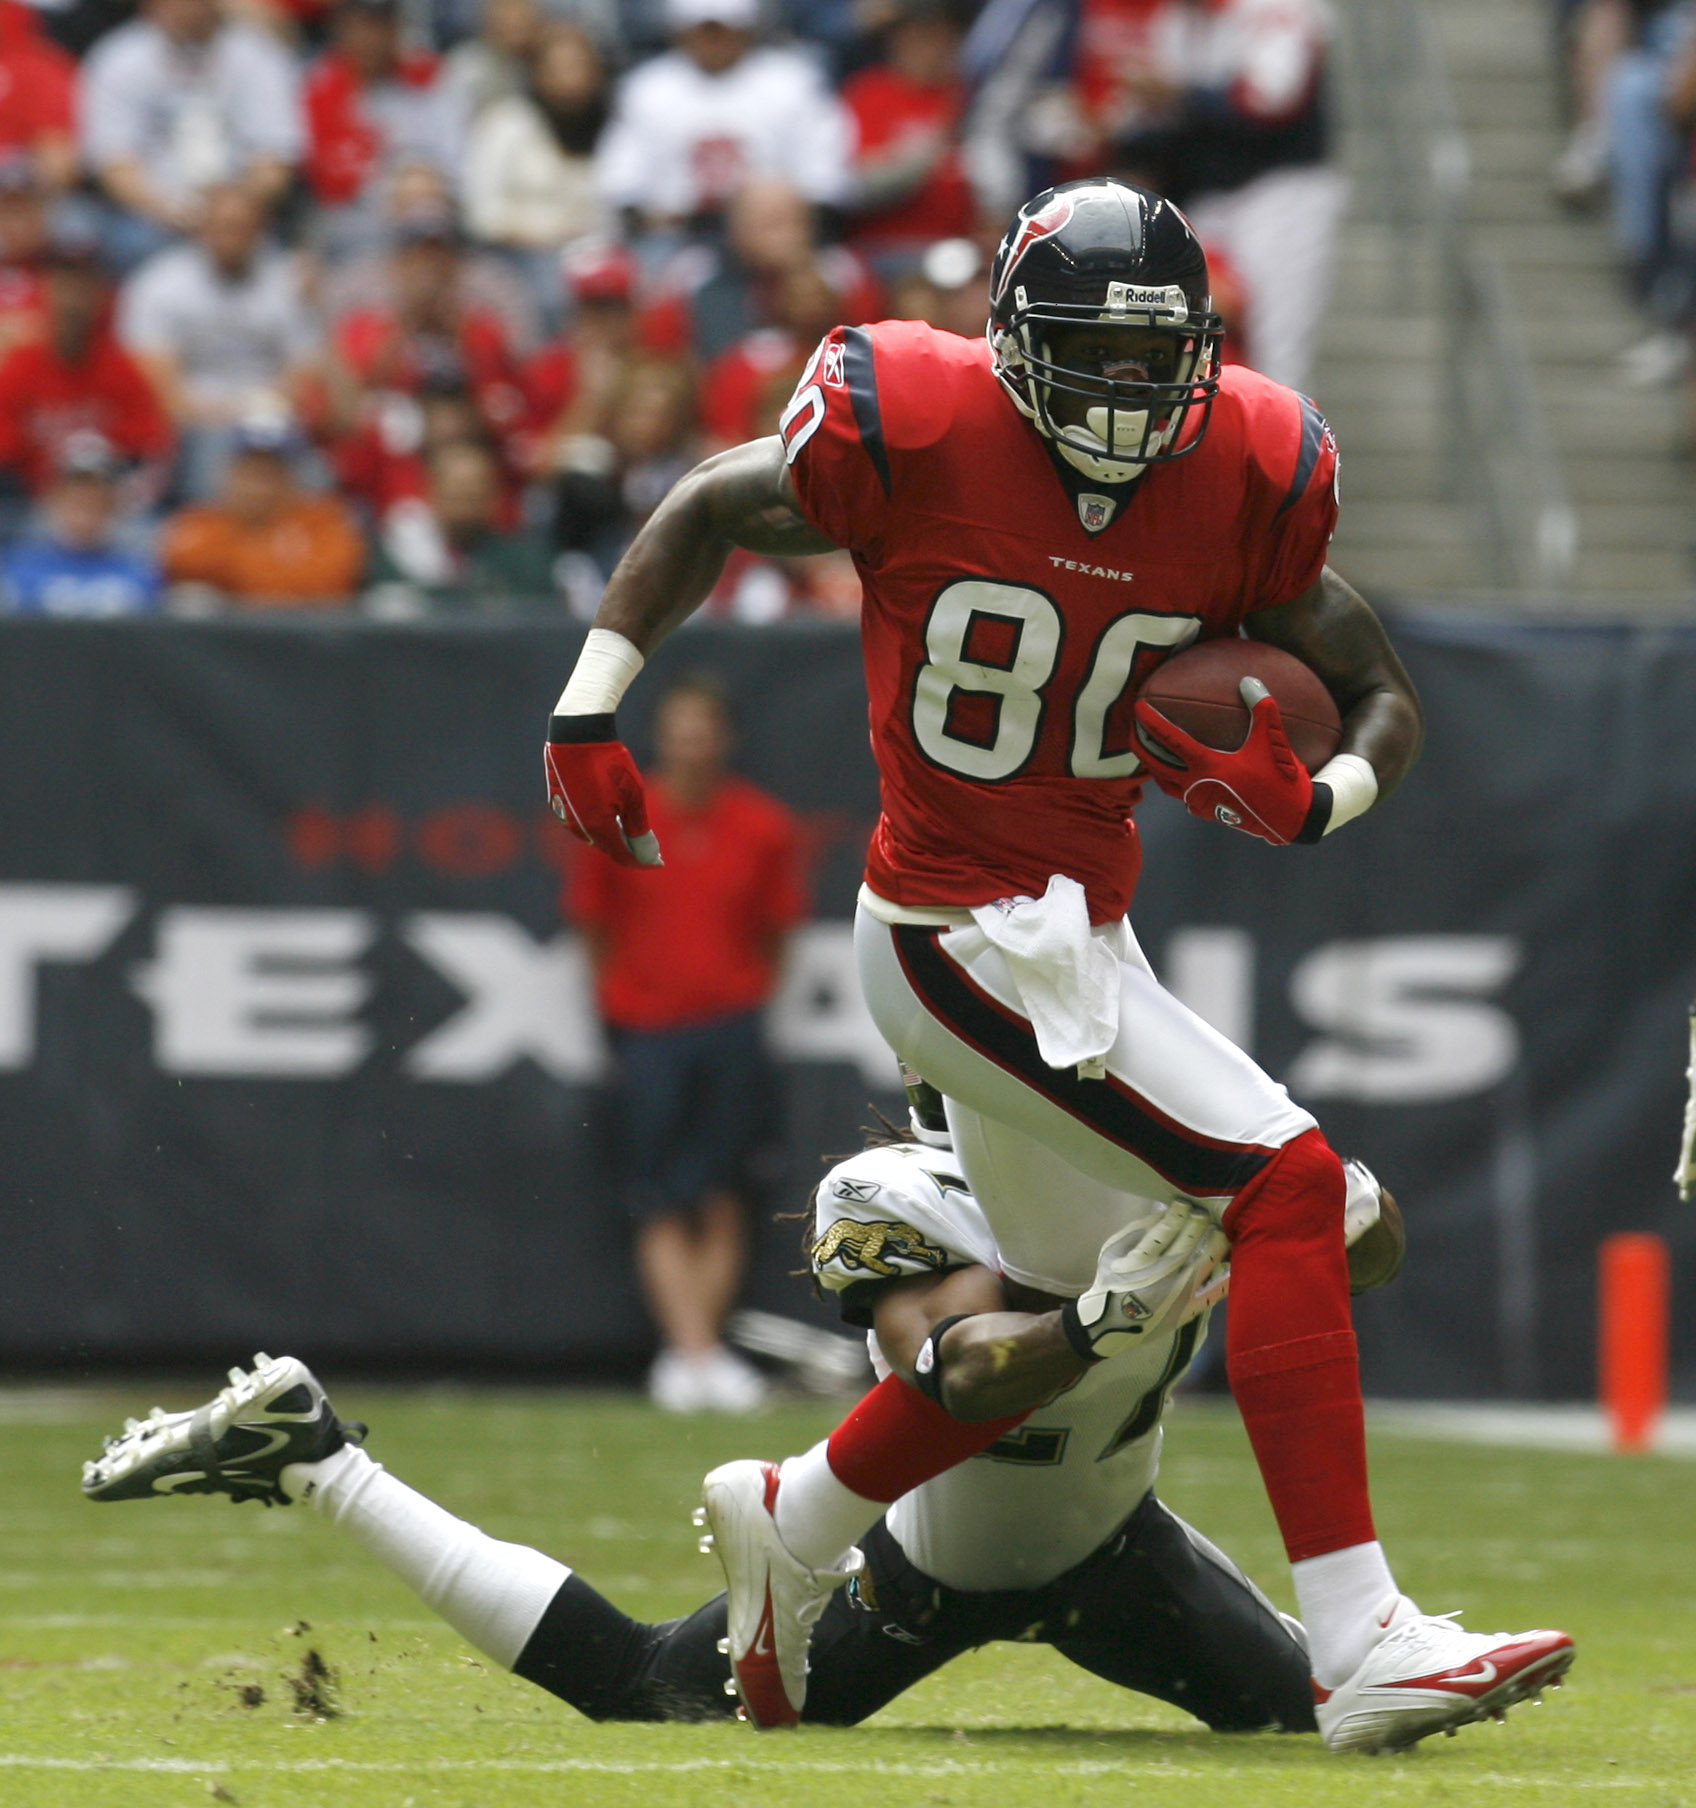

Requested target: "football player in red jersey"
[{"left": 542, "top": 178, "right": 1574, "bottom": 1752}]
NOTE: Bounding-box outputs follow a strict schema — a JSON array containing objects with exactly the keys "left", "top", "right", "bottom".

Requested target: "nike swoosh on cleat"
[
  {"left": 751, "top": 1587, "right": 777, "bottom": 1660},
  {"left": 1377, "top": 1658, "right": 1499, "bottom": 1695},
  {"left": 221, "top": 1426, "right": 297, "bottom": 1461}
]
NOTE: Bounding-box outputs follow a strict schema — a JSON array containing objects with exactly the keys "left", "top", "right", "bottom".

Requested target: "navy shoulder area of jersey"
[{"left": 1209, "top": 364, "right": 1335, "bottom": 518}]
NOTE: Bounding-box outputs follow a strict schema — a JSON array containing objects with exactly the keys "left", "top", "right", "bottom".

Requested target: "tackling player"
[
  {"left": 81, "top": 1134, "right": 1407, "bottom": 1736},
  {"left": 540, "top": 177, "right": 1575, "bottom": 1750}
]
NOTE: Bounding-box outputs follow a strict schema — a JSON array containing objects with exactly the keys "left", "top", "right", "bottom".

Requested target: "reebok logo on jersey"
[
  {"left": 821, "top": 341, "right": 846, "bottom": 386},
  {"left": 1048, "top": 555, "right": 1134, "bottom": 582}
]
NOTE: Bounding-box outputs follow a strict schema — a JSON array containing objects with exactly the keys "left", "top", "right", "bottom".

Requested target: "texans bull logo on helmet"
[{"left": 990, "top": 192, "right": 1077, "bottom": 306}]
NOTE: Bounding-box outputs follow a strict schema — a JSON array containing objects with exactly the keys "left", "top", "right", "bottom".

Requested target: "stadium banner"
[{"left": 0, "top": 610, "right": 1691, "bottom": 1398}]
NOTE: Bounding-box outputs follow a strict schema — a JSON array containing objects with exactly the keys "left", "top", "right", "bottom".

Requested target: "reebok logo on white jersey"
[{"left": 1049, "top": 556, "right": 1134, "bottom": 582}]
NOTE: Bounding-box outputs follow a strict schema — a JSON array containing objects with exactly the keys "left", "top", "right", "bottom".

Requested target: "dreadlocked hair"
[{"left": 775, "top": 1105, "right": 923, "bottom": 1283}]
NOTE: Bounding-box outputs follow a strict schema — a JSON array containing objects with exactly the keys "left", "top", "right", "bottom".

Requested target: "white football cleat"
[
  {"left": 1315, "top": 1594, "right": 1575, "bottom": 1753},
  {"left": 696, "top": 1458, "right": 862, "bottom": 1729}
]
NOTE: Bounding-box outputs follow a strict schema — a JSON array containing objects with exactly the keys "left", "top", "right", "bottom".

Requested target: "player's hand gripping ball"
[
  {"left": 1133, "top": 640, "right": 1342, "bottom": 846},
  {"left": 544, "top": 717, "right": 663, "bottom": 867}
]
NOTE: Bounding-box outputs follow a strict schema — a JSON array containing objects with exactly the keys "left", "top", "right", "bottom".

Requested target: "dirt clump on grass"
[{"left": 286, "top": 1647, "right": 339, "bottom": 1719}]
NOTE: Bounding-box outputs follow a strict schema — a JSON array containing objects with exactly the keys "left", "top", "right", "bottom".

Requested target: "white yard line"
[
  {"left": 0, "top": 1754, "right": 1659, "bottom": 1786},
  {"left": 1365, "top": 1402, "right": 1696, "bottom": 1458}
]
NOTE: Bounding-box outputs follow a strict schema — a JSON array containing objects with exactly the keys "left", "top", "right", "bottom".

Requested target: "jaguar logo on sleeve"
[{"left": 811, "top": 1218, "right": 952, "bottom": 1278}]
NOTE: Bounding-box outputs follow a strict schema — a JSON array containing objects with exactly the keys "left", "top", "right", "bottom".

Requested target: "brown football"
[{"left": 1138, "top": 639, "right": 1342, "bottom": 773}]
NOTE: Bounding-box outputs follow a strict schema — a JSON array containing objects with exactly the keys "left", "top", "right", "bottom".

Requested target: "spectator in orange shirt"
[
  {"left": 567, "top": 674, "right": 809, "bottom": 1413},
  {"left": 161, "top": 415, "right": 366, "bottom": 607}
]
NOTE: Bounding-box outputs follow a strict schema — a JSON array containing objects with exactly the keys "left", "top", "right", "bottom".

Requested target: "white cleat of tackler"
[
  {"left": 1314, "top": 1594, "right": 1575, "bottom": 1754},
  {"left": 695, "top": 1459, "right": 863, "bottom": 1729}
]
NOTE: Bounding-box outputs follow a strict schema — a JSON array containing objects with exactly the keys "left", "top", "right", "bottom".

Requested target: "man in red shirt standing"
[{"left": 568, "top": 675, "right": 807, "bottom": 1413}]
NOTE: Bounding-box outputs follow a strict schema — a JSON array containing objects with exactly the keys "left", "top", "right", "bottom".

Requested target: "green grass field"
[{"left": 3, "top": 1384, "right": 1693, "bottom": 1808}]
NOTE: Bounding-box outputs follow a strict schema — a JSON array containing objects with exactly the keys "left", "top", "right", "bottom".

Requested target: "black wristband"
[
  {"left": 1294, "top": 779, "right": 1334, "bottom": 845},
  {"left": 548, "top": 712, "right": 618, "bottom": 744},
  {"left": 1059, "top": 1297, "right": 1105, "bottom": 1364},
  {"left": 912, "top": 1313, "right": 974, "bottom": 1406}
]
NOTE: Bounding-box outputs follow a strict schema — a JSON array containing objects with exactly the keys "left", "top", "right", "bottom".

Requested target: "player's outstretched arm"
[
  {"left": 1246, "top": 565, "right": 1425, "bottom": 805},
  {"left": 544, "top": 439, "right": 838, "bottom": 865}
]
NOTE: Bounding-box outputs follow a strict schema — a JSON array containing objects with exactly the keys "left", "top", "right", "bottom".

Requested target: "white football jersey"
[
  {"left": 810, "top": 1141, "right": 1387, "bottom": 1591},
  {"left": 811, "top": 1141, "right": 1205, "bottom": 1591}
]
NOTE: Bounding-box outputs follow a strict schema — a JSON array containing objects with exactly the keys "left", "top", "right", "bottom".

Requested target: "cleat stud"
[
  {"left": 724, "top": 1679, "right": 739, "bottom": 1696},
  {"left": 716, "top": 1638, "right": 730, "bottom": 1656},
  {"left": 698, "top": 1535, "right": 715, "bottom": 1554},
  {"left": 1444, "top": 1727, "right": 1457, "bottom": 1738},
  {"left": 691, "top": 1507, "right": 707, "bottom": 1527},
  {"left": 735, "top": 1705, "right": 748, "bottom": 1723}
]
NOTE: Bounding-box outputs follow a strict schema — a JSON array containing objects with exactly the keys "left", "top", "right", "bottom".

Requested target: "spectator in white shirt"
[
  {"left": 464, "top": 20, "right": 610, "bottom": 286},
  {"left": 79, "top": 0, "right": 303, "bottom": 268},
  {"left": 118, "top": 183, "right": 322, "bottom": 497},
  {"left": 595, "top": 0, "right": 852, "bottom": 238}
]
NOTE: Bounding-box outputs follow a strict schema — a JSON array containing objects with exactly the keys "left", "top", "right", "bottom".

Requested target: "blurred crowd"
[
  {"left": 1552, "top": 0, "right": 1696, "bottom": 387},
  {"left": 0, "top": 0, "right": 1342, "bottom": 618}
]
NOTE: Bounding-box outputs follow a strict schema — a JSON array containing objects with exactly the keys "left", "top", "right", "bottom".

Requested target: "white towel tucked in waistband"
[{"left": 946, "top": 874, "right": 1121, "bottom": 1074}]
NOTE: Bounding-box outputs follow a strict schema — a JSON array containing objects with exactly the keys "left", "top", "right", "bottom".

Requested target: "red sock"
[
  {"left": 825, "top": 1373, "right": 1030, "bottom": 1503},
  {"left": 1223, "top": 1126, "right": 1377, "bottom": 1563}
]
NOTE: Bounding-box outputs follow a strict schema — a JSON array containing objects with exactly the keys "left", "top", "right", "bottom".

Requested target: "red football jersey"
[{"left": 781, "top": 320, "right": 1338, "bottom": 923}]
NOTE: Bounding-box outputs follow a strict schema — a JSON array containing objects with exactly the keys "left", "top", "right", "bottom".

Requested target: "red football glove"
[
  {"left": 1133, "top": 678, "right": 1323, "bottom": 847},
  {"left": 544, "top": 714, "right": 663, "bottom": 867}
]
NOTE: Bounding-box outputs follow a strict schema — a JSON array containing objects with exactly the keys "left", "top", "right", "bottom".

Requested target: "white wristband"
[
  {"left": 1314, "top": 752, "right": 1378, "bottom": 835},
  {"left": 555, "top": 629, "right": 644, "bottom": 717}
]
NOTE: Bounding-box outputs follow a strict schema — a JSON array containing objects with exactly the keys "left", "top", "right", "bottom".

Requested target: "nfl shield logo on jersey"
[{"left": 1078, "top": 494, "right": 1117, "bottom": 532}]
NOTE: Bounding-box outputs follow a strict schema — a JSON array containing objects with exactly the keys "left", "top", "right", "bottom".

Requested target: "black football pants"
[{"left": 512, "top": 1491, "right": 1316, "bottom": 1733}]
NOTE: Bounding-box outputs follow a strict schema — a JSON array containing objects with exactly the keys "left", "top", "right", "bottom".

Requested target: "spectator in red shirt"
[
  {"left": 305, "top": 0, "right": 467, "bottom": 260},
  {"left": 0, "top": 0, "right": 78, "bottom": 194},
  {"left": 0, "top": 218, "right": 174, "bottom": 501},
  {"left": 699, "top": 254, "right": 866, "bottom": 450},
  {"left": 842, "top": 0, "right": 977, "bottom": 267},
  {"left": 0, "top": 152, "right": 49, "bottom": 357},
  {"left": 567, "top": 674, "right": 808, "bottom": 1413},
  {"left": 331, "top": 204, "right": 532, "bottom": 463}
]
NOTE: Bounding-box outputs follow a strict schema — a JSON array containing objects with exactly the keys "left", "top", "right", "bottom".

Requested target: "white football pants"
[{"left": 854, "top": 904, "right": 1315, "bottom": 1295}]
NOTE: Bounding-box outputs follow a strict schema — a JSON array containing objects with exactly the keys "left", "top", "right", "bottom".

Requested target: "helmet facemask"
[{"left": 992, "top": 289, "right": 1223, "bottom": 485}]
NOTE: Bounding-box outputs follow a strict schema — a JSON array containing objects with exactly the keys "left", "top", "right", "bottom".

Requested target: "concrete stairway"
[{"left": 1311, "top": 0, "right": 1692, "bottom": 604}]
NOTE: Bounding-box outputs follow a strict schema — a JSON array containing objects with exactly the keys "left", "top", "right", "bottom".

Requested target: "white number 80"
[{"left": 911, "top": 580, "right": 1202, "bottom": 781}]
